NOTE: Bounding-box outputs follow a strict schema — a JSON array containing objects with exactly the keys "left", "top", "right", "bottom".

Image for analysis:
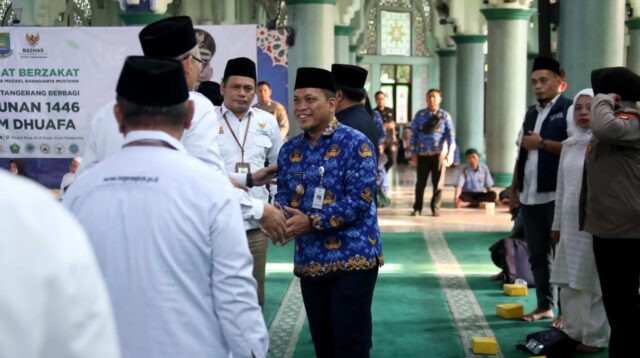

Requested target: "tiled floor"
[{"left": 378, "top": 165, "right": 513, "bottom": 233}]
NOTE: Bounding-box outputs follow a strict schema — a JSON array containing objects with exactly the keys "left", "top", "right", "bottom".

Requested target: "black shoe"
[{"left": 410, "top": 210, "right": 421, "bottom": 216}]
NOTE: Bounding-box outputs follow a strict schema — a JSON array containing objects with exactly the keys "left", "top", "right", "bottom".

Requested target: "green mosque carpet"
[{"left": 263, "top": 232, "right": 609, "bottom": 358}]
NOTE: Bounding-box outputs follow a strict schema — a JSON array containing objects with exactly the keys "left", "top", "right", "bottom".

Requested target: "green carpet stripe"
[
  {"left": 287, "top": 231, "right": 466, "bottom": 357},
  {"left": 425, "top": 231, "right": 504, "bottom": 358},
  {"left": 267, "top": 278, "right": 305, "bottom": 358},
  {"left": 444, "top": 232, "right": 608, "bottom": 358},
  {"left": 368, "top": 231, "right": 464, "bottom": 357}
]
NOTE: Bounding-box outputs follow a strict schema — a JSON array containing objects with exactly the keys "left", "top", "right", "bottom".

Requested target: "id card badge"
[
  {"left": 312, "top": 187, "right": 325, "bottom": 209},
  {"left": 235, "top": 162, "right": 251, "bottom": 174}
]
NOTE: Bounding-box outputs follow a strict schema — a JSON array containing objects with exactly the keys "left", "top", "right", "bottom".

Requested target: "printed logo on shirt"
[
  {"left": 324, "top": 236, "right": 342, "bottom": 249},
  {"left": 358, "top": 143, "right": 372, "bottom": 158},
  {"left": 258, "top": 122, "right": 266, "bottom": 129},
  {"left": 324, "top": 144, "right": 340, "bottom": 160},
  {"left": 360, "top": 187, "right": 373, "bottom": 202},
  {"left": 103, "top": 176, "right": 159, "bottom": 184},
  {"left": 290, "top": 149, "right": 303, "bottom": 163},
  {"left": 218, "top": 125, "right": 224, "bottom": 134}
]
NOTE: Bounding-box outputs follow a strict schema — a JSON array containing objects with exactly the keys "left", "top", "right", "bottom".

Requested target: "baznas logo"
[
  {"left": 25, "top": 33, "right": 40, "bottom": 47},
  {"left": 0, "top": 33, "right": 12, "bottom": 58},
  {"left": 10, "top": 143, "right": 20, "bottom": 154}
]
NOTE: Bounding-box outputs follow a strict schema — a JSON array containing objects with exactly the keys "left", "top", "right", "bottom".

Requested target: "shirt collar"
[
  {"left": 336, "top": 104, "right": 364, "bottom": 120},
  {"left": 301, "top": 118, "right": 340, "bottom": 144},
  {"left": 221, "top": 103, "right": 255, "bottom": 122},
  {"left": 535, "top": 93, "right": 561, "bottom": 112},
  {"left": 123, "top": 130, "right": 186, "bottom": 152}
]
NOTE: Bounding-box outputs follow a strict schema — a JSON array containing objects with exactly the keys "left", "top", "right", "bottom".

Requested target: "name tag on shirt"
[
  {"left": 312, "top": 187, "right": 325, "bottom": 209},
  {"left": 235, "top": 162, "right": 250, "bottom": 174},
  {"left": 549, "top": 113, "right": 564, "bottom": 121}
]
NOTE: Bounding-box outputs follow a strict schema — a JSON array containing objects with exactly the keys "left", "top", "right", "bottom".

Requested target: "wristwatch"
[
  {"left": 246, "top": 172, "right": 254, "bottom": 188},
  {"left": 538, "top": 138, "right": 546, "bottom": 150}
]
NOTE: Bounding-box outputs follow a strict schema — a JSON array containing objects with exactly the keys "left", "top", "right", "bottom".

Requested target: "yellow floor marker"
[{"left": 472, "top": 336, "right": 499, "bottom": 354}]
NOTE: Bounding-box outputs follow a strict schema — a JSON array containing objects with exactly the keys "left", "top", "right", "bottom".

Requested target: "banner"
[{"left": 0, "top": 25, "right": 256, "bottom": 159}]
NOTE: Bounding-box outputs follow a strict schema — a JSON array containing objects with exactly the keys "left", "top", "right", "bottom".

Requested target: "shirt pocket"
[
  {"left": 246, "top": 132, "right": 273, "bottom": 165},
  {"left": 252, "top": 132, "right": 273, "bottom": 149}
]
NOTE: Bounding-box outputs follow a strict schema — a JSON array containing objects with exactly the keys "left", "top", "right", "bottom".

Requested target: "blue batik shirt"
[
  {"left": 276, "top": 119, "right": 383, "bottom": 278},
  {"left": 407, "top": 108, "right": 455, "bottom": 156},
  {"left": 456, "top": 164, "right": 494, "bottom": 193},
  {"left": 373, "top": 110, "right": 386, "bottom": 145}
]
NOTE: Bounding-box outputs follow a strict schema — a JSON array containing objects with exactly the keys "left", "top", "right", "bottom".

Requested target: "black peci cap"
[
  {"left": 223, "top": 57, "right": 257, "bottom": 81},
  {"left": 139, "top": 16, "right": 197, "bottom": 58},
  {"left": 331, "top": 64, "right": 368, "bottom": 91},
  {"left": 116, "top": 56, "right": 189, "bottom": 106},
  {"left": 294, "top": 67, "right": 336, "bottom": 92},
  {"left": 532, "top": 56, "right": 562, "bottom": 76}
]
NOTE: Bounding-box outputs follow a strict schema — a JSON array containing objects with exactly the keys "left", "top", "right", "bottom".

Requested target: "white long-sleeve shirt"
[
  {"left": 218, "top": 105, "right": 282, "bottom": 228},
  {"left": 77, "top": 93, "right": 263, "bottom": 228},
  {"left": 65, "top": 130, "right": 269, "bottom": 358},
  {"left": 0, "top": 171, "right": 120, "bottom": 358},
  {"left": 218, "top": 105, "right": 282, "bottom": 192}
]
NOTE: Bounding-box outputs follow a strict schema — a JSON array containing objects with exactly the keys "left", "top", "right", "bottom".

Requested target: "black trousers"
[
  {"left": 459, "top": 191, "right": 497, "bottom": 206},
  {"left": 592, "top": 236, "right": 640, "bottom": 357},
  {"left": 413, "top": 154, "right": 445, "bottom": 212},
  {"left": 383, "top": 145, "right": 396, "bottom": 172},
  {"left": 300, "top": 268, "right": 379, "bottom": 358},
  {"left": 521, "top": 202, "right": 557, "bottom": 310}
]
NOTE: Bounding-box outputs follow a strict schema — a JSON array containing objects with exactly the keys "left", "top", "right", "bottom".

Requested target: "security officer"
[
  {"left": 65, "top": 56, "right": 268, "bottom": 358},
  {"left": 407, "top": 88, "right": 455, "bottom": 216},
  {"left": 276, "top": 67, "right": 383, "bottom": 358},
  {"left": 332, "top": 64, "right": 379, "bottom": 149},
  {"left": 582, "top": 66, "right": 640, "bottom": 356},
  {"left": 217, "top": 57, "right": 283, "bottom": 309}
]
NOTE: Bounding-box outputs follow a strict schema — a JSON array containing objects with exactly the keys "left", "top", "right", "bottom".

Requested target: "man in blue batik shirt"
[
  {"left": 407, "top": 88, "right": 456, "bottom": 216},
  {"left": 276, "top": 67, "right": 383, "bottom": 358}
]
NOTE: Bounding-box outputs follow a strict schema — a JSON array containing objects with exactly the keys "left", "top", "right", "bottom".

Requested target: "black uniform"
[{"left": 336, "top": 104, "right": 379, "bottom": 150}]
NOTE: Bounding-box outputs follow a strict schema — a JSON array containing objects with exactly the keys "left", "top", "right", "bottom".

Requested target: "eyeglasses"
[{"left": 191, "top": 55, "right": 206, "bottom": 71}]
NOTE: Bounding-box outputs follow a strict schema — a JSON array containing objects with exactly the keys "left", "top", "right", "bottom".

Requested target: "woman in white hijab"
[{"left": 550, "top": 88, "right": 609, "bottom": 353}]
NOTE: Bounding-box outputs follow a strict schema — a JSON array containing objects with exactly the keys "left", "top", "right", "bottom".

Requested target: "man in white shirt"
[
  {"left": 510, "top": 56, "right": 572, "bottom": 322},
  {"left": 218, "top": 57, "right": 284, "bottom": 308},
  {"left": 65, "top": 56, "right": 268, "bottom": 358},
  {"left": 77, "top": 16, "right": 285, "bottom": 241},
  {"left": 79, "top": 16, "right": 224, "bottom": 174},
  {"left": 0, "top": 170, "right": 120, "bottom": 358}
]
